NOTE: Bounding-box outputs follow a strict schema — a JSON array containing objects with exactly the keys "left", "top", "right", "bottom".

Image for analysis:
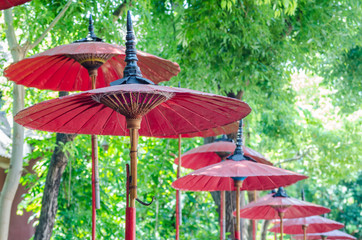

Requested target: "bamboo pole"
[
  {"left": 302, "top": 225, "right": 307, "bottom": 240},
  {"left": 252, "top": 190, "right": 257, "bottom": 240},
  {"left": 278, "top": 212, "right": 285, "bottom": 240}
]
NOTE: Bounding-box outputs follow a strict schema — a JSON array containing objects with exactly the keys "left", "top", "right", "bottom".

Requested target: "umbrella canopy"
[
  {"left": 174, "top": 140, "right": 272, "bottom": 170},
  {"left": 269, "top": 216, "right": 344, "bottom": 234},
  {"left": 0, "top": 0, "right": 31, "bottom": 10},
  {"left": 236, "top": 187, "right": 330, "bottom": 240},
  {"left": 236, "top": 187, "right": 330, "bottom": 220},
  {"left": 292, "top": 230, "right": 357, "bottom": 240},
  {"left": 4, "top": 16, "right": 180, "bottom": 91},
  {"left": 171, "top": 160, "right": 306, "bottom": 191},
  {"left": 14, "top": 84, "right": 251, "bottom": 137}
]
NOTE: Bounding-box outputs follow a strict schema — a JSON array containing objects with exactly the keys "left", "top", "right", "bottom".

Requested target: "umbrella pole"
[
  {"left": 234, "top": 180, "right": 243, "bottom": 240},
  {"left": 126, "top": 118, "right": 141, "bottom": 240},
  {"left": 220, "top": 191, "right": 225, "bottom": 240},
  {"left": 90, "top": 73, "right": 100, "bottom": 240},
  {"left": 302, "top": 225, "right": 307, "bottom": 240},
  {"left": 176, "top": 134, "right": 181, "bottom": 240},
  {"left": 252, "top": 190, "right": 257, "bottom": 240},
  {"left": 278, "top": 212, "right": 285, "bottom": 240}
]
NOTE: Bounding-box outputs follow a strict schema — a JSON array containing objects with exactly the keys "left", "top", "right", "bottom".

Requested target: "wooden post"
[
  {"left": 220, "top": 191, "right": 225, "bottom": 240},
  {"left": 302, "top": 225, "right": 308, "bottom": 240},
  {"left": 278, "top": 212, "right": 285, "bottom": 240}
]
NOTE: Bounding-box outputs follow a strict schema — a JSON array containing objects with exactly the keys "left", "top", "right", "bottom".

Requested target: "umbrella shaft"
[
  {"left": 220, "top": 191, "right": 225, "bottom": 240},
  {"left": 130, "top": 128, "right": 139, "bottom": 208},
  {"left": 278, "top": 212, "right": 285, "bottom": 240}
]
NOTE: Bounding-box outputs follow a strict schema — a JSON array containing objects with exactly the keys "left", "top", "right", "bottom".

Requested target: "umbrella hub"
[
  {"left": 68, "top": 54, "right": 115, "bottom": 75},
  {"left": 92, "top": 91, "right": 174, "bottom": 120},
  {"left": 273, "top": 187, "right": 289, "bottom": 198}
]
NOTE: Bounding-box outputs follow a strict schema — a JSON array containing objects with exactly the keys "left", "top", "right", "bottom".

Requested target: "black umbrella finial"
[
  {"left": 214, "top": 134, "right": 233, "bottom": 143},
  {"left": 226, "top": 119, "right": 255, "bottom": 162},
  {"left": 301, "top": 188, "right": 305, "bottom": 201},
  {"left": 272, "top": 187, "right": 289, "bottom": 198},
  {"left": 111, "top": 11, "right": 154, "bottom": 85},
  {"left": 74, "top": 14, "right": 103, "bottom": 43}
]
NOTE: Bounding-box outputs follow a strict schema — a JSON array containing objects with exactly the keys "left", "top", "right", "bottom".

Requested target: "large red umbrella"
[
  {"left": 235, "top": 187, "right": 331, "bottom": 240},
  {"left": 0, "top": 0, "right": 31, "bottom": 10},
  {"left": 14, "top": 13, "right": 252, "bottom": 240},
  {"left": 269, "top": 216, "right": 344, "bottom": 240},
  {"left": 5, "top": 14, "right": 180, "bottom": 240},
  {"left": 172, "top": 121, "right": 308, "bottom": 239},
  {"left": 173, "top": 135, "right": 272, "bottom": 240},
  {"left": 292, "top": 230, "right": 357, "bottom": 240}
]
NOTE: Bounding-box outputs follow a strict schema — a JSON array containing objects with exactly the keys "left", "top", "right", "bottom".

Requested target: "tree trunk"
[
  {"left": 34, "top": 92, "right": 76, "bottom": 240},
  {"left": 0, "top": 9, "right": 25, "bottom": 240},
  {"left": 261, "top": 220, "right": 271, "bottom": 240}
]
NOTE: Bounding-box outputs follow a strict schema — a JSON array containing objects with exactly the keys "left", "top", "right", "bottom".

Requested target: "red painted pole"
[
  {"left": 176, "top": 135, "right": 181, "bottom": 240},
  {"left": 220, "top": 191, "right": 225, "bottom": 240},
  {"left": 91, "top": 135, "right": 97, "bottom": 240}
]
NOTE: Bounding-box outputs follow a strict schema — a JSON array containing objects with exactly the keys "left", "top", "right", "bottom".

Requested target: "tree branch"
[
  {"left": 113, "top": 0, "right": 133, "bottom": 22},
  {"left": 28, "top": 0, "right": 72, "bottom": 50},
  {"left": 276, "top": 146, "right": 314, "bottom": 165}
]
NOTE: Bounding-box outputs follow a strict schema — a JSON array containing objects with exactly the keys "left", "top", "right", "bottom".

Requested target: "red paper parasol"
[
  {"left": 14, "top": 13, "right": 252, "bottom": 240},
  {"left": 172, "top": 121, "right": 307, "bottom": 239},
  {"left": 292, "top": 230, "right": 357, "bottom": 240},
  {"left": 0, "top": 0, "right": 31, "bottom": 10},
  {"left": 235, "top": 187, "right": 330, "bottom": 240},
  {"left": 173, "top": 135, "right": 272, "bottom": 240},
  {"left": 269, "top": 216, "right": 344, "bottom": 239},
  {"left": 5, "top": 15, "right": 180, "bottom": 240},
  {"left": 174, "top": 139, "right": 272, "bottom": 170},
  {"left": 4, "top": 17, "right": 180, "bottom": 91}
]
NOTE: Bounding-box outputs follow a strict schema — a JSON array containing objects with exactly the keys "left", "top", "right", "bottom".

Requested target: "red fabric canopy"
[
  {"left": 15, "top": 84, "right": 251, "bottom": 137},
  {"left": 236, "top": 191, "right": 330, "bottom": 220},
  {"left": 4, "top": 42, "right": 180, "bottom": 91},
  {"left": 268, "top": 216, "right": 344, "bottom": 234},
  {"left": 0, "top": 0, "right": 30, "bottom": 10},
  {"left": 172, "top": 160, "right": 307, "bottom": 191},
  {"left": 292, "top": 230, "right": 356, "bottom": 240},
  {"left": 174, "top": 141, "right": 272, "bottom": 169}
]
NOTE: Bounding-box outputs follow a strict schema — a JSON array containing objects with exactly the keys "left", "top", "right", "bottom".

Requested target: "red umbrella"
[
  {"left": 5, "top": 15, "right": 180, "bottom": 239},
  {"left": 235, "top": 187, "right": 331, "bottom": 240},
  {"left": 173, "top": 135, "right": 272, "bottom": 240},
  {"left": 292, "top": 230, "right": 357, "bottom": 240},
  {"left": 0, "top": 0, "right": 31, "bottom": 10},
  {"left": 269, "top": 216, "right": 344, "bottom": 240},
  {"left": 174, "top": 139, "right": 272, "bottom": 170},
  {"left": 172, "top": 121, "right": 308, "bottom": 239},
  {"left": 14, "top": 13, "right": 252, "bottom": 240}
]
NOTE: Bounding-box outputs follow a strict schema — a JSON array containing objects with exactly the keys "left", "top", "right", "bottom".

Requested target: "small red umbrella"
[
  {"left": 174, "top": 139, "right": 272, "bottom": 170},
  {"left": 5, "top": 15, "right": 180, "bottom": 240},
  {"left": 292, "top": 230, "right": 357, "bottom": 240},
  {"left": 235, "top": 187, "right": 331, "bottom": 240},
  {"left": 172, "top": 121, "right": 308, "bottom": 239},
  {"left": 173, "top": 135, "right": 272, "bottom": 240},
  {"left": 14, "top": 12, "right": 252, "bottom": 240},
  {"left": 0, "top": 0, "right": 31, "bottom": 10},
  {"left": 269, "top": 216, "right": 344, "bottom": 240}
]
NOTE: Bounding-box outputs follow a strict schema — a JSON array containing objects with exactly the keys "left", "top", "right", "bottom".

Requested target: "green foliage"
[{"left": 1, "top": 0, "right": 360, "bottom": 239}]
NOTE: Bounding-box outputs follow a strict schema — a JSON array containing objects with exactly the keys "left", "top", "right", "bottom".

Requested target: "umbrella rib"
[{"left": 149, "top": 106, "right": 179, "bottom": 136}]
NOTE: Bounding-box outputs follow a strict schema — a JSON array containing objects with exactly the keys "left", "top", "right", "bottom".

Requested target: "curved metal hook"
[{"left": 136, "top": 196, "right": 155, "bottom": 206}]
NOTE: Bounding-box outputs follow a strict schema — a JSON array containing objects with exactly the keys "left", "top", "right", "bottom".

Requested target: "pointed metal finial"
[
  {"left": 226, "top": 119, "right": 255, "bottom": 162},
  {"left": 74, "top": 14, "right": 103, "bottom": 43},
  {"left": 301, "top": 189, "right": 305, "bottom": 201},
  {"left": 272, "top": 187, "right": 289, "bottom": 198},
  {"left": 111, "top": 11, "right": 154, "bottom": 85}
]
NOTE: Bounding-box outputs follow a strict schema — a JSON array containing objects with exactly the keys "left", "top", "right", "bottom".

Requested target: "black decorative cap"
[
  {"left": 226, "top": 120, "right": 256, "bottom": 162},
  {"left": 74, "top": 14, "right": 103, "bottom": 43},
  {"left": 214, "top": 134, "right": 233, "bottom": 143},
  {"left": 111, "top": 11, "right": 154, "bottom": 85},
  {"left": 272, "top": 187, "right": 289, "bottom": 198}
]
